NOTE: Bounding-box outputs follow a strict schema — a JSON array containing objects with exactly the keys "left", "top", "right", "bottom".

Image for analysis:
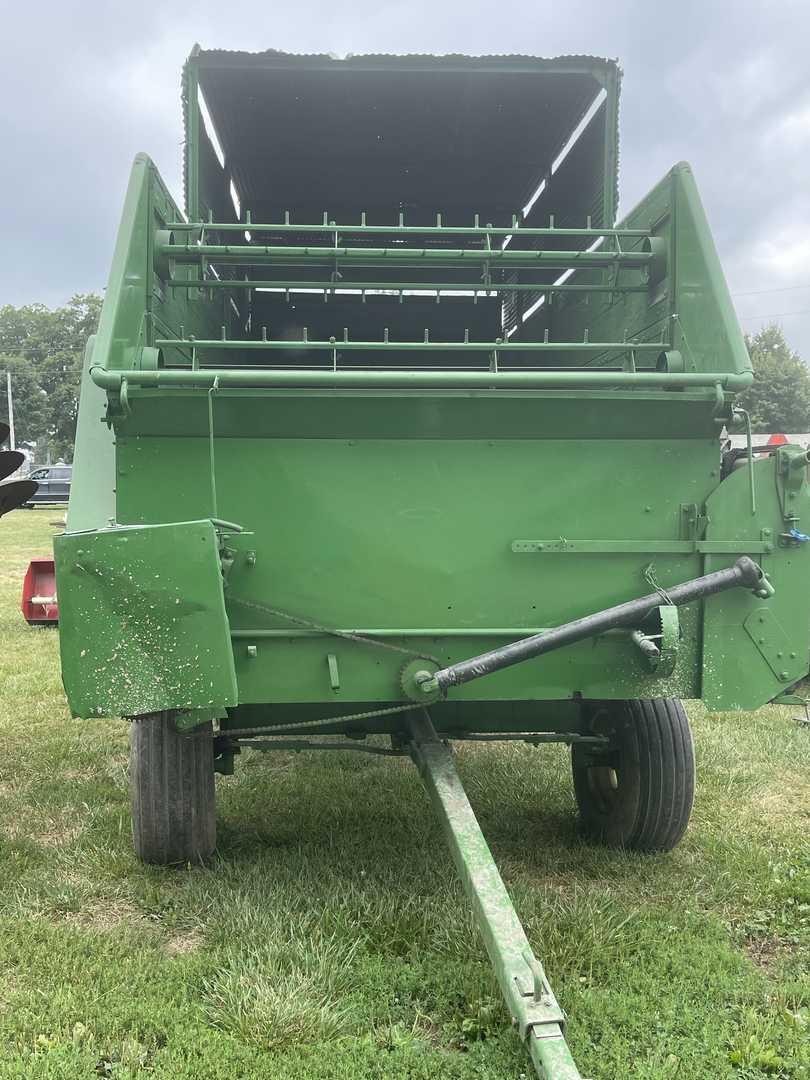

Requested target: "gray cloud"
[{"left": 2, "top": 0, "right": 808, "bottom": 352}]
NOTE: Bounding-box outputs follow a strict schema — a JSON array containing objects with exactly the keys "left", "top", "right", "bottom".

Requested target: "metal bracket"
[
  {"left": 679, "top": 502, "right": 708, "bottom": 541},
  {"left": 512, "top": 951, "right": 567, "bottom": 1040},
  {"left": 743, "top": 608, "right": 799, "bottom": 682},
  {"left": 632, "top": 604, "right": 680, "bottom": 676},
  {"left": 327, "top": 653, "right": 340, "bottom": 692},
  {"left": 776, "top": 444, "right": 810, "bottom": 535}
]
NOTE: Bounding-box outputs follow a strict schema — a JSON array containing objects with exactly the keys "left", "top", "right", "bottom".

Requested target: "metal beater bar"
[
  {"left": 159, "top": 242, "right": 653, "bottom": 270},
  {"left": 166, "top": 279, "right": 649, "bottom": 294},
  {"left": 154, "top": 337, "right": 665, "bottom": 354},
  {"left": 408, "top": 710, "right": 583, "bottom": 1080},
  {"left": 420, "top": 557, "right": 769, "bottom": 693},
  {"left": 165, "top": 219, "right": 651, "bottom": 239}
]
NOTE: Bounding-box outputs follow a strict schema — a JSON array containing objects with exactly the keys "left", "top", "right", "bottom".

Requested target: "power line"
[
  {"left": 738, "top": 309, "right": 810, "bottom": 321},
  {"left": 732, "top": 283, "right": 810, "bottom": 297}
]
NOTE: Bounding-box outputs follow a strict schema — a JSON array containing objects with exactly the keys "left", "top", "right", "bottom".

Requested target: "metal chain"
[
  {"left": 220, "top": 594, "right": 438, "bottom": 740},
  {"left": 219, "top": 703, "right": 417, "bottom": 740},
  {"left": 228, "top": 594, "right": 441, "bottom": 663}
]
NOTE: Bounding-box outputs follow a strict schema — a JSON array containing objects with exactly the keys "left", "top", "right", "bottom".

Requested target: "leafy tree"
[
  {"left": 0, "top": 354, "right": 48, "bottom": 445},
  {"left": 736, "top": 324, "right": 810, "bottom": 433},
  {"left": 0, "top": 294, "right": 101, "bottom": 460}
]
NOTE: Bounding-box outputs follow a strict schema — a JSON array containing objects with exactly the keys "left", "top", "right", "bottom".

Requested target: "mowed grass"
[{"left": 0, "top": 512, "right": 808, "bottom": 1079}]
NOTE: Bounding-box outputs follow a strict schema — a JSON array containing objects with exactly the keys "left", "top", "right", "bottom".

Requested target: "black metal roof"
[{"left": 183, "top": 49, "right": 620, "bottom": 224}]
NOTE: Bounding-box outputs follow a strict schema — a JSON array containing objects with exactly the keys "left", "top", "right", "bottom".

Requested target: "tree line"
[
  {"left": 0, "top": 295, "right": 101, "bottom": 462},
  {"left": 0, "top": 294, "right": 806, "bottom": 460}
]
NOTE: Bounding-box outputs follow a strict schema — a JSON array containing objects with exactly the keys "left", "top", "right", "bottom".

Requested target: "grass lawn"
[{"left": 0, "top": 510, "right": 808, "bottom": 1079}]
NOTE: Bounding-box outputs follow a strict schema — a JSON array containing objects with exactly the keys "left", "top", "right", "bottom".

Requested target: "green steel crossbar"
[
  {"left": 229, "top": 626, "right": 642, "bottom": 639},
  {"left": 159, "top": 242, "right": 653, "bottom": 270},
  {"left": 166, "top": 279, "right": 649, "bottom": 295},
  {"left": 153, "top": 337, "right": 666, "bottom": 354},
  {"left": 91, "top": 366, "right": 753, "bottom": 392},
  {"left": 166, "top": 219, "right": 651, "bottom": 240},
  {"left": 511, "top": 539, "right": 773, "bottom": 554},
  {"left": 408, "top": 711, "right": 584, "bottom": 1080}
]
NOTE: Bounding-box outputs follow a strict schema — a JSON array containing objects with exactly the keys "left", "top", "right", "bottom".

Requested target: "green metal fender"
[{"left": 54, "top": 520, "right": 237, "bottom": 719}]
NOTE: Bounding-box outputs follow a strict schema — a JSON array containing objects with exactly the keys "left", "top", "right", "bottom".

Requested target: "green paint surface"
[
  {"left": 57, "top": 53, "right": 808, "bottom": 727},
  {"left": 55, "top": 520, "right": 237, "bottom": 718}
]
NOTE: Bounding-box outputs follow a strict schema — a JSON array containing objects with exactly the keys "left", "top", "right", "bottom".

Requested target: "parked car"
[{"left": 26, "top": 464, "right": 71, "bottom": 506}]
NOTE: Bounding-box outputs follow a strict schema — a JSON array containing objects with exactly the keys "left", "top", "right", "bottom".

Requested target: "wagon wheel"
[
  {"left": 571, "top": 698, "right": 695, "bottom": 852},
  {"left": 129, "top": 712, "right": 216, "bottom": 865}
]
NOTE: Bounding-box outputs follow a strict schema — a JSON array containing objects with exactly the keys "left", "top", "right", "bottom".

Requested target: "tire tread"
[
  {"left": 130, "top": 713, "right": 215, "bottom": 865},
  {"left": 573, "top": 697, "right": 694, "bottom": 852}
]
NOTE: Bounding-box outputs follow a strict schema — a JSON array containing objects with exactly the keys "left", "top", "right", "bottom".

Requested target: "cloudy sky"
[{"left": 2, "top": 0, "right": 809, "bottom": 355}]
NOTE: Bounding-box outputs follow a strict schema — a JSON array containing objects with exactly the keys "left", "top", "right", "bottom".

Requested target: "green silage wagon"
[{"left": 55, "top": 48, "right": 810, "bottom": 1079}]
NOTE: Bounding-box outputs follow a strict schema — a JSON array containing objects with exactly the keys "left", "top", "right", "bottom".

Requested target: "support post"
[
  {"left": 5, "top": 371, "right": 15, "bottom": 450},
  {"left": 407, "top": 710, "right": 584, "bottom": 1080}
]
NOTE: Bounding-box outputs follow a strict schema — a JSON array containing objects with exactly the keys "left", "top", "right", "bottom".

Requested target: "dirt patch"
[
  {"left": 35, "top": 823, "right": 84, "bottom": 847},
  {"left": 165, "top": 929, "right": 203, "bottom": 956},
  {"left": 754, "top": 770, "right": 810, "bottom": 827},
  {"left": 64, "top": 899, "right": 144, "bottom": 931},
  {"left": 1, "top": 811, "right": 85, "bottom": 847},
  {"left": 744, "top": 934, "right": 794, "bottom": 974}
]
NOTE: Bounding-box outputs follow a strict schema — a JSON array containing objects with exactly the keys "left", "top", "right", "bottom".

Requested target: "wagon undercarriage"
[{"left": 125, "top": 557, "right": 771, "bottom": 1079}]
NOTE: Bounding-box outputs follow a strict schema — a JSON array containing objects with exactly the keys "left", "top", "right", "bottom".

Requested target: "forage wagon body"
[{"left": 55, "top": 48, "right": 810, "bottom": 1080}]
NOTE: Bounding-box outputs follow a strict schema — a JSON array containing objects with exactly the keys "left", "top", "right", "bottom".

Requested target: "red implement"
[{"left": 21, "top": 558, "right": 58, "bottom": 625}]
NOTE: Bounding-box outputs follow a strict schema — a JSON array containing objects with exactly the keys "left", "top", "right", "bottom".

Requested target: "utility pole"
[{"left": 5, "top": 371, "right": 14, "bottom": 450}]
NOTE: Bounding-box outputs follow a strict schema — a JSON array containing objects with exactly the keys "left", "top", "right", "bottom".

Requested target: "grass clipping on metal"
[{"left": 0, "top": 511, "right": 808, "bottom": 1079}]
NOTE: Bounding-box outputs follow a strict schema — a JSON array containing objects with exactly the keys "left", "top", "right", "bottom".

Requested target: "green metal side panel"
[
  {"left": 66, "top": 335, "right": 115, "bottom": 532},
  {"left": 702, "top": 456, "right": 810, "bottom": 709},
  {"left": 550, "top": 163, "right": 751, "bottom": 380},
  {"left": 670, "top": 162, "right": 751, "bottom": 378},
  {"left": 54, "top": 520, "right": 237, "bottom": 719},
  {"left": 112, "top": 426, "right": 719, "bottom": 708}
]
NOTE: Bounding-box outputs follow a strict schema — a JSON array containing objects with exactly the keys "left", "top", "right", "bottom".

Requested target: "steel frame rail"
[
  {"left": 165, "top": 218, "right": 651, "bottom": 240},
  {"left": 408, "top": 710, "right": 584, "bottom": 1080},
  {"left": 166, "top": 279, "right": 649, "bottom": 295},
  {"left": 153, "top": 337, "right": 665, "bottom": 355},
  {"left": 91, "top": 365, "right": 752, "bottom": 392},
  {"left": 159, "top": 242, "right": 653, "bottom": 270}
]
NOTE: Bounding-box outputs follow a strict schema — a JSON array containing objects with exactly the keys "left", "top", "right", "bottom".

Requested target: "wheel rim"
[
  {"left": 585, "top": 763, "right": 621, "bottom": 813},
  {"left": 581, "top": 705, "right": 625, "bottom": 815}
]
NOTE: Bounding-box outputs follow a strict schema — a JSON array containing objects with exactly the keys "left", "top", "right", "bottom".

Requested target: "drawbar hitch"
[
  {"left": 414, "top": 556, "right": 772, "bottom": 696},
  {"left": 407, "top": 557, "right": 771, "bottom": 1079},
  {"left": 408, "top": 710, "right": 586, "bottom": 1080}
]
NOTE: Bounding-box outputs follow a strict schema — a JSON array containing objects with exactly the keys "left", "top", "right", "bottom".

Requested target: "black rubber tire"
[
  {"left": 571, "top": 698, "right": 695, "bottom": 852},
  {"left": 130, "top": 712, "right": 216, "bottom": 865}
]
